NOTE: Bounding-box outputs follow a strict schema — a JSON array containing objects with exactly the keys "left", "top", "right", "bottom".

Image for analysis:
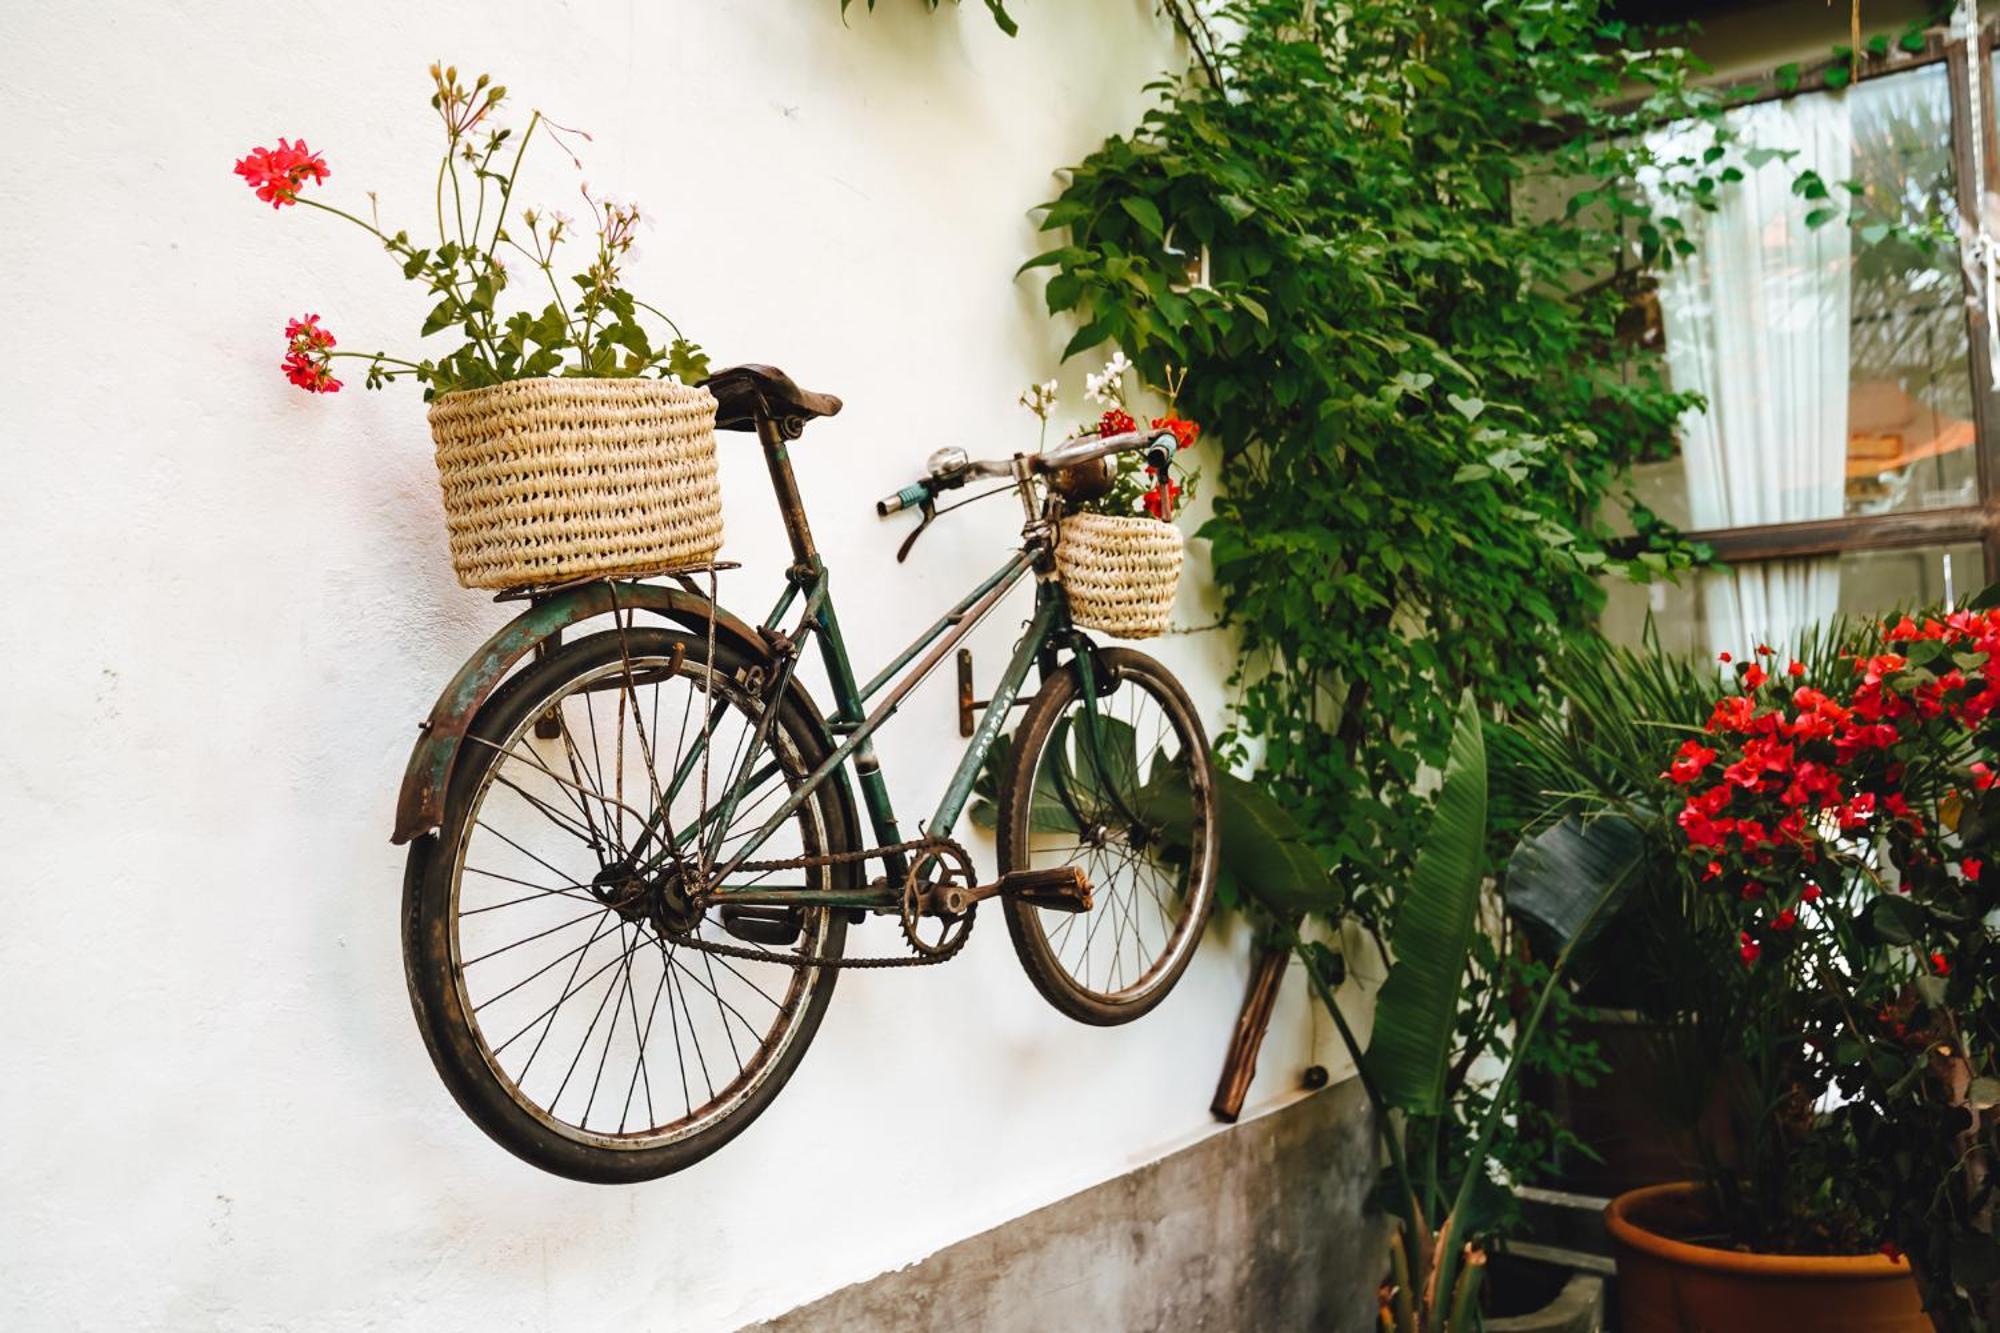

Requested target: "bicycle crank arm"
[{"left": 927, "top": 865, "right": 1094, "bottom": 917}]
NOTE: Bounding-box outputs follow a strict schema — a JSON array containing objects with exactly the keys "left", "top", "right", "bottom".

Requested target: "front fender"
[{"left": 392, "top": 581, "right": 777, "bottom": 844}]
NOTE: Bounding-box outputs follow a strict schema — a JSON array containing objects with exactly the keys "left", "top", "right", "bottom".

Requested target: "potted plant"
[
  {"left": 1018, "top": 354, "right": 1200, "bottom": 639},
  {"left": 235, "top": 64, "right": 718, "bottom": 590},
  {"left": 1614, "top": 601, "right": 2000, "bottom": 1331}
]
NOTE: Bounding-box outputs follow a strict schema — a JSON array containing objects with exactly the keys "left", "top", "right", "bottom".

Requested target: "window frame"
[{"left": 1608, "top": 21, "right": 2000, "bottom": 580}]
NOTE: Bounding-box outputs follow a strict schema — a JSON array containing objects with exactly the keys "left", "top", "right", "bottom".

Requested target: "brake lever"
[{"left": 896, "top": 497, "right": 937, "bottom": 563}]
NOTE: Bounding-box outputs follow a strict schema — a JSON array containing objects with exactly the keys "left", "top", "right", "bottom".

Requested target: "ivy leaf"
[
  {"left": 1775, "top": 62, "right": 1801, "bottom": 93},
  {"left": 1447, "top": 394, "right": 1486, "bottom": 421},
  {"left": 1119, "top": 197, "right": 1165, "bottom": 239},
  {"left": 1804, "top": 206, "right": 1839, "bottom": 230}
]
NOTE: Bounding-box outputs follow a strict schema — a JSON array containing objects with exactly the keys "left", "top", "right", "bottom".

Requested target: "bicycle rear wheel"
[
  {"left": 403, "top": 626, "right": 853, "bottom": 1183},
  {"left": 998, "top": 647, "right": 1217, "bottom": 1025}
]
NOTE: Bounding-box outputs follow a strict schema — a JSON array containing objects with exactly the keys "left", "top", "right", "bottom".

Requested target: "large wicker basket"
[
  {"left": 1056, "top": 512, "right": 1184, "bottom": 639},
  {"left": 427, "top": 378, "right": 724, "bottom": 590}
]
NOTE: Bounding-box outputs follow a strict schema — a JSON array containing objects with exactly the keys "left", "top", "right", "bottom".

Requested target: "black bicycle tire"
[
  {"left": 403, "top": 627, "right": 853, "bottom": 1183},
  {"left": 997, "top": 646, "right": 1218, "bottom": 1026}
]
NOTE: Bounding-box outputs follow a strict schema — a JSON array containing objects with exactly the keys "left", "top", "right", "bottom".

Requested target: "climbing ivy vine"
[
  {"left": 839, "top": 0, "right": 1017, "bottom": 35},
  {"left": 1023, "top": 0, "right": 1740, "bottom": 921}
]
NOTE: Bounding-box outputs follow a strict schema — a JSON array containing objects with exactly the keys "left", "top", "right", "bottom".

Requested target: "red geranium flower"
[
  {"left": 235, "top": 138, "right": 330, "bottom": 208},
  {"left": 1738, "top": 931, "right": 1761, "bottom": 966},
  {"left": 1150, "top": 414, "right": 1200, "bottom": 451},
  {"left": 1931, "top": 951, "right": 1951, "bottom": 976},
  {"left": 1142, "top": 478, "right": 1182, "bottom": 521},
  {"left": 1097, "top": 409, "right": 1137, "bottom": 438},
  {"left": 281, "top": 313, "right": 342, "bottom": 394}
]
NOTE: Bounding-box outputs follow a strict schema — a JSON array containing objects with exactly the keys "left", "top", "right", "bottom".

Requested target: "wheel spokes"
[{"left": 450, "top": 642, "right": 833, "bottom": 1146}]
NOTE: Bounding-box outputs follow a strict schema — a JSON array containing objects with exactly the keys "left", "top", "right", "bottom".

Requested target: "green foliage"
[
  {"left": 838, "top": 0, "right": 1016, "bottom": 36},
  {"left": 1301, "top": 694, "right": 1625, "bottom": 1331},
  {"left": 1023, "top": 0, "right": 1726, "bottom": 924},
  {"left": 1368, "top": 693, "right": 1489, "bottom": 1117},
  {"left": 255, "top": 64, "right": 706, "bottom": 400}
]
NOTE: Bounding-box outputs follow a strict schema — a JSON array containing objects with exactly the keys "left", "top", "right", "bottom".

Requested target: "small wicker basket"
[
  {"left": 427, "top": 378, "right": 724, "bottom": 590},
  {"left": 1056, "top": 512, "right": 1184, "bottom": 639}
]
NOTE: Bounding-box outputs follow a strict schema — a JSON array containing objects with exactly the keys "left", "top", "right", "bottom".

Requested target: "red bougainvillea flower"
[
  {"left": 281, "top": 313, "right": 342, "bottom": 394},
  {"left": 1772, "top": 907, "right": 1798, "bottom": 931},
  {"left": 1931, "top": 952, "right": 1951, "bottom": 976},
  {"left": 234, "top": 138, "right": 330, "bottom": 208},
  {"left": 1743, "top": 663, "right": 1768, "bottom": 689},
  {"left": 1142, "top": 478, "right": 1182, "bottom": 521},
  {"left": 1663, "top": 739, "right": 1719, "bottom": 785},
  {"left": 1787, "top": 659, "right": 1806, "bottom": 678},
  {"left": 1974, "top": 761, "right": 1997, "bottom": 791},
  {"left": 1150, "top": 414, "right": 1200, "bottom": 451},
  {"left": 1738, "top": 931, "right": 1761, "bottom": 966},
  {"left": 1719, "top": 651, "right": 1733, "bottom": 663},
  {"left": 1097, "top": 409, "right": 1137, "bottom": 438},
  {"left": 1801, "top": 883, "right": 1823, "bottom": 903}
]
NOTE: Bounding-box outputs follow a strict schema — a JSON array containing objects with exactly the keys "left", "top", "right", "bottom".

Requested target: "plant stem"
[
  {"left": 297, "top": 197, "right": 403, "bottom": 249},
  {"left": 1430, "top": 880, "right": 1621, "bottom": 1314},
  {"left": 631, "top": 297, "right": 687, "bottom": 342},
  {"left": 487, "top": 110, "right": 541, "bottom": 257},
  {"left": 326, "top": 351, "right": 423, "bottom": 368},
  {"left": 1305, "top": 951, "right": 1430, "bottom": 1305}
]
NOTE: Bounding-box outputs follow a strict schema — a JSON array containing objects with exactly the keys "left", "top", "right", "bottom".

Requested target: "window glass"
[
  {"left": 1623, "top": 65, "right": 1973, "bottom": 534},
  {"left": 1600, "top": 542, "right": 1983, "bottom": 658}
]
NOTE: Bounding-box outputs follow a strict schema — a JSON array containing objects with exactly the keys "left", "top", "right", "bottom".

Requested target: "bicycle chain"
[{"left": 673, "top": 837, "right": 977, "bottom": 969}]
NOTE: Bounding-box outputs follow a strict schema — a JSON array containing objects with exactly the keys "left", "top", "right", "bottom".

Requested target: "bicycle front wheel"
[
  {"left": 998, "top": 647, "right": 1218, "bottom": 1025},
  {"left": 404, "top": 626, "right": 852, "bottom": 1183}
]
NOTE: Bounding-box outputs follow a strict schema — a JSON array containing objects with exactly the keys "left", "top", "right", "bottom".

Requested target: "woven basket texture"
[
  {"left": 1056, "top": 512, "right": 1184, "bottom": 639},
  {"left": 427, "top": 378, "right": 723, "bottom": 590}
]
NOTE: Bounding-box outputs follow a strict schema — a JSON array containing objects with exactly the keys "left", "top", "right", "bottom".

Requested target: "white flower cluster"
[
  {"left": 1017, "top": 378, "right": 1060, "bottom": 420},
  {"left": 1084, "top": 351, "right": 1132, "bottom": 406}
]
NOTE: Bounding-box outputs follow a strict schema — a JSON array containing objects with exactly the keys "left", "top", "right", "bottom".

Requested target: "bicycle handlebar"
[{"left": 873, "top": 429, "right": 1172, "bottom": 519}]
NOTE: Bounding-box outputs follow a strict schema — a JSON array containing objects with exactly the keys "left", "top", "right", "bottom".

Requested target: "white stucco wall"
[{"left": 0, "top": 3, "right": 1356, "bottom": 1328}]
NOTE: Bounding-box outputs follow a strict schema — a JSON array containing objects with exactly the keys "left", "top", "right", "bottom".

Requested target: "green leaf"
[
  {"left": 1119, "top": 196, "right": 1165, "bottom": 239},
  {"left": 982, "top": 0, "right": 1018, "bottom": 35},
  {"left": 1804, "top": 206, "right": 1839, "bottom": 230},
  {"left": 1775, "top": 62, "right": 1801, "bottom": 93},
  {"left": 1863, "top": 893, "right": 1923, "bottom": 945},
  {"left": 1366, "top": 692, "right": 1488, "bottom": 1116},
  {"left": 420, "top": 298, "right": 459, "bottom": 338},
  {"left": 1503, "top": 812, "right": 1647, "bottom": 955},
  {"left": 1447, "top": 394, "right": 1486, "bottom": 421}
]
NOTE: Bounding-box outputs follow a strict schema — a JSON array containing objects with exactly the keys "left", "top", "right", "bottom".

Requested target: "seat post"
[{"left": 755, "top": 412, "right": 820, "bottom": 570}]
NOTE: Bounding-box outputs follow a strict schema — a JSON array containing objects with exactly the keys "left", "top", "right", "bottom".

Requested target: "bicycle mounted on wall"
[{"left": 393, "top": 363, "right": 1220, "bottom": 1183}]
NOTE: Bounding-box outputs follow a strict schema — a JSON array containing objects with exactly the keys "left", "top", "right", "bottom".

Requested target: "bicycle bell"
[{"left": 926, "top": 446, "right": 969, "bottom": 480}]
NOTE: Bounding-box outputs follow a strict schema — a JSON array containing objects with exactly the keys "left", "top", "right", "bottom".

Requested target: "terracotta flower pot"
[{"left": 1605, "top": 1182, "right": 1927, "bottom": 1332}]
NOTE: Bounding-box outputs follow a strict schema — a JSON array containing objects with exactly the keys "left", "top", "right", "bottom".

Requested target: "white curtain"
[{"left": 1649, "top": 95, "right": 1854, "bottom": 658}]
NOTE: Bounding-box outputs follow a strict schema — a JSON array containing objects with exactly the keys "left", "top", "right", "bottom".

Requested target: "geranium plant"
[
  {"left": 1663, "top": 601, "right": 2000, "bottom": 1328},
  {"left": 235, "top": 63, "right": 707, "bottom": 399},
  {"left": 1019, "top": 352, "right": 1198, "bottom": 520}
]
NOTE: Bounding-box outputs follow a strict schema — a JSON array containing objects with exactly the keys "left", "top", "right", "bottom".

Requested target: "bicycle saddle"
[{"left": 703, "top": 363, "right": 843, "bottom": 433}]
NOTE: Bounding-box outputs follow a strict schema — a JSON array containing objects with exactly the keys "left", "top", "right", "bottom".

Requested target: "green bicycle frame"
[{"left": 605, "top": 411, "right": 1125, "bottom": 915}]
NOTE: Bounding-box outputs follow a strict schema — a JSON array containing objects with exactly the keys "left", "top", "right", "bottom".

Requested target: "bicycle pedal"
[
  {"left": 720, "top": 905, "right": 801, "bottom": 946},
  {"left": 997, "top": 866, "right": 1093, "bottom": 913}
]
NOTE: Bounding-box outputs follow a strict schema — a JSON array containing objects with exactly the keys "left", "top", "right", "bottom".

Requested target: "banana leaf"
[
  {"left": 1366, "top": 691, "right": 1488, "bottom": 1117},
  {"left": 1503, "top": 810, "right": 1649, "bottom": 956}
]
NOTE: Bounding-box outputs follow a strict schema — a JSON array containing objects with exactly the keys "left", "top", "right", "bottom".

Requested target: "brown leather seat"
[{"left": 703, "top": 363, "right": 843, "bottom": 433}]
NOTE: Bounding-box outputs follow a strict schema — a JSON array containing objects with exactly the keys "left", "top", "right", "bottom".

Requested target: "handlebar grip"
[{"left": 876, "top": 481, "right": 932, "bottom": 517}]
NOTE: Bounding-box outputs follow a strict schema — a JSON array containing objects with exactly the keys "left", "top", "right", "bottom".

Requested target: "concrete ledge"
[{"left": 746, "top": 1078, "right": 1383, "bottom": 1332}]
